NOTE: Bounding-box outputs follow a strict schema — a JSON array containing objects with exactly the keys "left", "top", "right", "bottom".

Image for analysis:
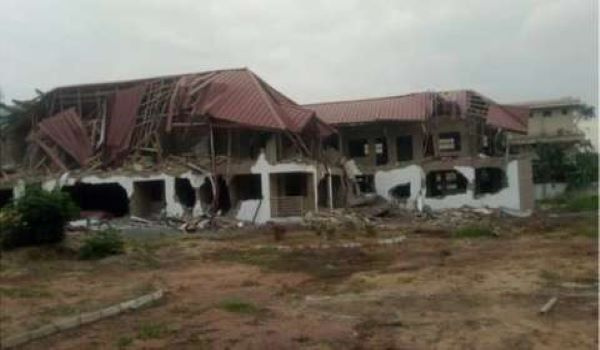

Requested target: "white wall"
[
  {"left": 35, "top": 151, "right": 320, "bottom": 223},
  {"left": 41, "top": 171, "right": 208, "bottom": 218},
  {"left": 249, "top": 152, "right": 320, "bottom": 223},
  {"left": 372, "top": 160, "right": 525, "bottom": 211}
]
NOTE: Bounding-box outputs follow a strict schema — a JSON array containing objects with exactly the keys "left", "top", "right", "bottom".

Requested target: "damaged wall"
[
  {"left": 41, "top": 171, "right": 209, "bottom": 219},
  {"left": 371, "top": 158, "right": 533, "bottom": 211}
]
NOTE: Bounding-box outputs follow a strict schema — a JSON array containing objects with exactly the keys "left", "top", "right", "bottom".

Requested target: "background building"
[{"left": 509, "top": 97, "right": 596, "bottom": 153}]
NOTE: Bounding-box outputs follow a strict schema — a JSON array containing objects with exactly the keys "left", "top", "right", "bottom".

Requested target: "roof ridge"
[
  {"left": 49, "top": 67, "right": 248, "bottom": 92},
  {"left": 245, "top": 70, "right": 290, "bottom": 130},
  {"left": 303, "top": 91, "right": 434, "bottom": 107}
]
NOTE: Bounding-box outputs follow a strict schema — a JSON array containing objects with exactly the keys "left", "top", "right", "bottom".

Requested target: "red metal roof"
[
  {"left": 304, "top": 90, "right": 528, "bottom": 133},
  {"left": 304, "top": 93, "right": 435, "bottom": 125},
  {"left": 106, "top": 84, "right": 147, "bottom": 162},
  {"left": 163, "top": 68, "right": 329, "bottom": 134},
  {"left": 486, "top": 104, "right": 528, "bottom": 133},
  {"left": 38, "top": 108, "right": 93, "bottom": 166}
]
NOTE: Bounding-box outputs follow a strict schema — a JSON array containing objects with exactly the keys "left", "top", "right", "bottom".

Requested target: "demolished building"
[
  {"left": 0, "top": 68, "right": 339, "bottom": 222},
  {"left": 0, "top": 69, "right": 534, "bottom": 223},
  {"left": 305, "top": 91, "right": 534, "bottom": 211}
]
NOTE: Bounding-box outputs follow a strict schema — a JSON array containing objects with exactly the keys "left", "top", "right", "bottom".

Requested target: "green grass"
[
  {"left": 539, "top": 194, "right": 598, "bottom": 212},
  {"left": 137, "top": 322, "right": 169, "bottom": 339},
  {"left": 564, "top": 195, "right": 598, "bottom": 212},
  {"left": 0, "top": 286, "right": 51, "bottom": 298},
  {"left": 218, "top": 298, "right": 262, "bottom": 315},
  {"left": 210, "top": 246, "right": 394, "bottom": 279},
  {"left": 453, "top": 226, "right": 495, "bottom": 238}
]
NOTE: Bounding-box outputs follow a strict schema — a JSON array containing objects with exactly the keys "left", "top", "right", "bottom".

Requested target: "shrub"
[
  {"left": 79, "top": 229, "right": 125, "bottom": 260},
  {"left": 0, "top": 187, "right": 79, "bottom": 249},
  {"left": 219, "top": 298, "right": 261, "bottom": 315},
  {"left": 564, "top": 194, "right": 598, "bottom": 212},
  {"left": 454, "top": 225, "right": 495, "bottom": 238}
]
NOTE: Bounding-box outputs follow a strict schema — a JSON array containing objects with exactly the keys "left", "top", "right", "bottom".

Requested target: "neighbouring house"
[
  {"left": 0, "top": 68, "right": 338, "bottom": 222},
  {"left": 509, "top": 97, "right": 595, "bottom": 153},
  {"left": 508, "top": 97, "right": 597, "bottom": 200},
  {"left": 0, "top": 70, "right": 536, "bottom": 220},
  {"left": 305, "top": 90, "right": 535, "bottom": 211}
]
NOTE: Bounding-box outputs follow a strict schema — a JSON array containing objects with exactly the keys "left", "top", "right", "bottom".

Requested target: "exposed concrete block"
[
  {"left": 129, "top": 295, "right": 152, "bottom": 309},
  {"left": 99, "top": 305, "right": 122, "bottom": 317},
  {"left": 2, "top": 332, "right": 30, "bottom": 349},
  {"left": 80, "top": 310, "right": 104, "bottom": 324},
  {"left": 26, "top": 324, "right": 58, "bottom": 340},
  {"left": 119, "top": 299, "right": 137, "bottom": 310},
  {"left": 0, "top": 289, "right": 165, "bottom": 349},
  {"left": 53, "top": 317, "right": 79, "bottom": 331}
]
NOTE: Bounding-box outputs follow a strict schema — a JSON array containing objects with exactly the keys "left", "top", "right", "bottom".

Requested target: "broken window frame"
[
  {"left": 231, "top": 174, "right": 263, "bottom": 201},
  {"left": 438, "top": 132, "right": 461, "bottom": 152},
  {"left": 396, "top": 135, "right": 414, "bottom": 162},
  {"left": 374, "top": 137, "right": 388, "bottom": 165},
  {"left": 475, "top": 167, "right": 507, "bottom": 195},
  {"left": 426, "top": 170, "right": 468, "bottom": 197},
  {"left": 389, "top": 183, "right": 411, "bottom": 200},
  {"left": 348, "top": 139, "right": 369, "bottom": 158},
  {"left": 355, "top": 175, "right": 375, "bottom": 194}
]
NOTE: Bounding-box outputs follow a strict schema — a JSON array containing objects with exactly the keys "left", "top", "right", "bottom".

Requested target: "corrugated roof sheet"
[
  {"left": 38, "top": 108, "right": 93, "bottom": 166},
  {"left": 164, "top": 68, "right": 329, "bottom": 134},
  {"left": 304, "top": 93, "right": 435, "bottom": 125},
  {"left": 304, "top": 90, "right": 528, "bottom": 133},
  {"left": 486, "top": 104, "right": 529, "bottom": 133},
  {"left": 106, "top": 83, "right": 147, "bottom": 162}
]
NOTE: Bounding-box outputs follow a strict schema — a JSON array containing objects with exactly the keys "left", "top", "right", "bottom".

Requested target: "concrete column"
[
  {"left": 327, "top": 172, "right": 334, "bottom": 210},
  {"left": 259, "top": 171, "right": 271, "bottom": 222}
]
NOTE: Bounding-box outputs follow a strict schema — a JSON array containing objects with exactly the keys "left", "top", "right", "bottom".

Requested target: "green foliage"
[
  {"left": 79, "top": 229, "right": 125, "bottom": 260},
  {"left": 533, "top": 144, "right": 598, "bottom": 189},
  {"left": 0, "top": 187, "right": 79, "bottom": 249},
  {"left": 539, "top": 193, "right": 598, "bottom": 213},
  {"left": 564, "top": 195, "right": 598, "bottom": 212},
  {"left": 568, "top": 152, "right": 599, "bottom": 189},
  {"left": 454, "top": 225, "right": 495, "bottom": 238},
  {"left": 533, "top": 144, "right": 572, "bottom": 183},
  {"left": 218, "top": 298, "right": 261, "bottom": 315}
]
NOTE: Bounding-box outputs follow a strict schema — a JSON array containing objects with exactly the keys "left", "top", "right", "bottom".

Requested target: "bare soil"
[{"left": 0, "top": 213, "right": 597, "bottom": 349}]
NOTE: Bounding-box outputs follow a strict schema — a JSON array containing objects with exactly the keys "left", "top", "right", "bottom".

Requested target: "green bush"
[
  {"left": 0, "top": 187, "right": 79, "bottom": 249},
  {"left": 79, "top": 229, "right": 125, "bottom": 260},
  {"left": 218, "top": 298, "right": 261, "bottom": 315},
  {"left": 564, "top": 194, "right": 598, "bottom": 212},
  {"left": 454, "top": 225, "right": 495, "bottom": 238}
]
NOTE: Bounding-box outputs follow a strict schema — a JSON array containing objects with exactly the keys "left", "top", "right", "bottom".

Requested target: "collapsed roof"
[
  {"left": 12, "top": 68, "right": 333, "bottom": 171},
  {"left": 304, "top": 90, "right": 528, "bottom": 133}
]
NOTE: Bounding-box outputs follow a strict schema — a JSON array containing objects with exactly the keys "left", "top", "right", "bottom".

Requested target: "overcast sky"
[{"left": 1, "top": 0, "right": 597, "bottom": 107}]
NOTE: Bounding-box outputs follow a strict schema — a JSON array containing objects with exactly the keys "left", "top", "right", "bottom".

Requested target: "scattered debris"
[{"left": 539, "top": 296, "right": 558, "bottom": 315}]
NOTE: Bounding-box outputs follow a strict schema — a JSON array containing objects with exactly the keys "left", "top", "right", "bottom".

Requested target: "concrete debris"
[
  {"left": 500, "top": 207, "right": 533, "bottom": 218},
  {"left": 539, "top": 296, "right": 558, "bottom": 315}
]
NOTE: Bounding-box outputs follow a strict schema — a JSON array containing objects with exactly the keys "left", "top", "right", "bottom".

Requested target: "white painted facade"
[
  {"left": 373, "top": 159, "right": 527, "bottom": 211},
  {"left": 29, "top": 151, "right": 320, "bottom": 224}
]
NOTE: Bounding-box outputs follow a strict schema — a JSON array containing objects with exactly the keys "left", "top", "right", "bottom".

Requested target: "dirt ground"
[{"left": 0, "top": 213, "right": 597, "bottom": 349}]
